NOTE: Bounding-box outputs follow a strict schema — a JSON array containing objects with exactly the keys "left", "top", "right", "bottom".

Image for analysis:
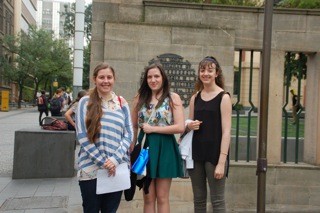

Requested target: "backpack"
[
  {"left": 50, "top": 97, "right": 62, "bottom": 111},
  {"left": 37, "top": 96, "right": 44, "bottom": 105}
]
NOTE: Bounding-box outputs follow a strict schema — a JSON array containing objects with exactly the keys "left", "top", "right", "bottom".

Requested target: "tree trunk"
[{"left": 18, "top": 83, "right": 23, "bottom": 109}]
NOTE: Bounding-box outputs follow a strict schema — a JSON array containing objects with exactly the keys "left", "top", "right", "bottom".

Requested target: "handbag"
[{"left": 131, "top": 108, "right": 155, "bottom": 176}]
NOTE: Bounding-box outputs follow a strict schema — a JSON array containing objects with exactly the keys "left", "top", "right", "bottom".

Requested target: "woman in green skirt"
[{"left": 131, "top": 63, "right": 185, "bottom": 213}]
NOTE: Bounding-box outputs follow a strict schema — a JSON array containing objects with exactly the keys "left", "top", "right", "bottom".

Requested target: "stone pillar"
[
  {"left": 13, "top": 0, "right": 21, "bottom": 34},
  {"left": 304, "top": 53, "right": 320, "bottom": 165},
  {"left": 266, "top": 50, "right": 285, "bottom": 164}
]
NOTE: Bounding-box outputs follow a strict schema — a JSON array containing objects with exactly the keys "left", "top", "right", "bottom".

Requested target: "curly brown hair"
[{"left": 195, "top": 56, "right": 225, "bottom": 92}]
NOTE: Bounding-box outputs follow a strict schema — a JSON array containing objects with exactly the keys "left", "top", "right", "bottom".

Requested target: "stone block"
[
  {"left": 92, "top": 2, "right": 119, "bottom": 22},
  {"left": 13, "top": 128, "right": 75, "bottom": 179},
  {"left": 91, "top": 21, "right": 105, "bottom": 41},
  {"left": 172, "top": 27, "right": 235, "bottom": 47},
  {"left": 273, "top": 13, "right": 307, "bottom": 32},
  {"left": 91, "top": 41, "right": 105, "bottom": 61},
  {"left": 276, "top": 167, "right": 320, "bottom": 186},
  {"left": 309, "top": 187, "right": 320, "bottom": 206},
  {"left": 234, "top": 29, "right": 263, "bottom": 49},
  {"left": 307, "top": 16, "right": 320, "bottom": 32},
  {"left": 144, "top": 7, "right": 203, "bottom": 26},
  {"left": 104, "top": 40, "right": 138, "bottom": 61},
  {"left": 274, "top": 31, "right": 320, "bottom": 52},
  {"left": 137, "top": 42, "right": 202, "bottom": 63},
  {"left": 273, "top": 185, "right": 310, "bottom": 205},
  {"left": 105, "top": 23, "right": 171, "bottom": 44},
  {"left": 119, "top": 4, "right": 143, "bottom": 23}
]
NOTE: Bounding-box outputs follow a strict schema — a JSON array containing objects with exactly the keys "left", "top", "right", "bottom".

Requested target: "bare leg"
[
  {"left": 143, "top": 179, "right": 156, "bottom": 213},
  {"left": 155, "top": 178, "right": 172, "bottom": 213}
]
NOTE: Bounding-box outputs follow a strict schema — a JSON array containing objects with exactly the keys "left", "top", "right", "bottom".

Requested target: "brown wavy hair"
[
  {"left": 86, "top": 62, "right": 115, "bottom": 143},
  {"left": 195, "top": 56, "right": 225, "bottom": 92},
  {"left": 135, "top": 63, "right": 173, "bottom": 112}
]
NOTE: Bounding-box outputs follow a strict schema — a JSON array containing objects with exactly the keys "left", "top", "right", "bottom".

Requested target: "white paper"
[{"left": 96, "top": 163, "right": 131, "bottom": 194}]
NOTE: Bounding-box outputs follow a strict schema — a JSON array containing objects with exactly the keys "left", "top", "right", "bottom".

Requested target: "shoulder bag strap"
[{"left": 141, "top": 107, "right": 156, "bottom": 148}]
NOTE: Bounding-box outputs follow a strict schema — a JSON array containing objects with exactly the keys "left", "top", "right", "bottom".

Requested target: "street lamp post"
[
  {"left": 73, "top": 0, "right": 85, "bottom": 99},
  {"left": 257, "top": 1, "right": 274, "bottom": 212}
]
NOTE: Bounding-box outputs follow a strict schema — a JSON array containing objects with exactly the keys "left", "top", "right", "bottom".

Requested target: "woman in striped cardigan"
[{"left": 75, "top": 62, "right": 133, "bottom": 213}]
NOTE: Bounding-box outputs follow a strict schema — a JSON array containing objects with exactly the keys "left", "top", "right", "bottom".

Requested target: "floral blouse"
[{"left": 138, "top": 97, "right": 173, "bottom": 127}]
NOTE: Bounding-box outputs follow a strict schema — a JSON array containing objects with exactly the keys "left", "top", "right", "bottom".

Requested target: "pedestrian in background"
[
  {"left": 186, "top": 56, "right": 232, "bottom": 213},
  {"left": 49, "top": 88, "right": 64, "bottom": 116},
  {"left": 37, "top": 90, "right": 48, "bottom": 125},
  {"left": 64, "top": 90, "right": 87, "bottom": 131},
  {"left": 76, "top": 62, "right": 133, "bottom": 213},
  {"left": 131, "top": 63, "right": 185, "bottom": 213},
  {"left": 290, "top": 89, "right": 299, "bottom": 125}
]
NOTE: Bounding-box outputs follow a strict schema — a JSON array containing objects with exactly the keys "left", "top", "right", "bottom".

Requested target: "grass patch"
[{"left": 232, "top": 116, "right": 304, "bottom": 138}]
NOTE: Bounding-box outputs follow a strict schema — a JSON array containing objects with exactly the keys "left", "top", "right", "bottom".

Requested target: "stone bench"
[{"left": 12, "top": 127, "right": 76, "bottom": 179}]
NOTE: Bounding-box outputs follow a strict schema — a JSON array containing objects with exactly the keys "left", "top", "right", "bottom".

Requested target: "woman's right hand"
[
  {"left": 187, "top": 120, "right": 202, "bottom": 131},
  {"left": 129, "top": 142, "right": 135, "bottom": 153}
]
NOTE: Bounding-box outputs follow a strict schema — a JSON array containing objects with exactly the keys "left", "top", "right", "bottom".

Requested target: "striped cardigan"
[{"left": 75, "top": 93, "right": 133, "bottom": 179}]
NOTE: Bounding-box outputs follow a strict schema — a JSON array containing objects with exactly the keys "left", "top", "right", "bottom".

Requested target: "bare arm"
[
  {"left": 64, "top": 107, "right": 75, "bottom": 127},
  {"left": 188, "top": 94, "right": 196, "bottom": 120},
  {"left": 185, "top": 93, "right": 202, "bottom": 131},
  {"left": 214, "top": 93, "right": 232, "bottom": 179},
  {"left": 130, "top": 95, "right": 139, "bottom": 152}
]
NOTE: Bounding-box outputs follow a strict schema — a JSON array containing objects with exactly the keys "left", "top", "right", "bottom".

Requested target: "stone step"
[{"left": 117, "top": 201, "right": 320, "bottom": 213}]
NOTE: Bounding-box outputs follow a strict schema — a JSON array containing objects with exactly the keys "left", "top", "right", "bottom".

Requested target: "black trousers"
[{"left": 39, "top": 109, "right": 48, "bottom": 125}]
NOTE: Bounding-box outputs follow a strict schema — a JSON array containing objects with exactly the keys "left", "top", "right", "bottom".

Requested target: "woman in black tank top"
[{"left": 185, "top": 56, "right": 232, "bottom": 212}]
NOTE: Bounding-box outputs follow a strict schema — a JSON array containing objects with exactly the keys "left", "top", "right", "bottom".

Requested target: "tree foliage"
[
  {"left": 171, "top": 0, "right": 261, "bottom": 6},
  {"left": 276, "top": 0, "right": 320, "bottom": 9},
  {"left": 61, "top": 3, "right": 92, "bottom": 44},
  {"left": 171, "top": 0, "right": 320, "bottom": 8},
  {"left": 60, "top": 3, "right": 92, "bottom": 89},
  {"left": 284, "top": 52, "right": 307, "bottom": 87},
  {"left": 0, "top": 26, "right": 72, "bottom": 108},
  {"left": 83, "top": 42, "right": 91, "bottom": 90}
]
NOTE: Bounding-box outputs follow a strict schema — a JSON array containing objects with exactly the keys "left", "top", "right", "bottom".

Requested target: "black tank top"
[{"left": 192, "top": 91, "right": 226, "bottom": 165}]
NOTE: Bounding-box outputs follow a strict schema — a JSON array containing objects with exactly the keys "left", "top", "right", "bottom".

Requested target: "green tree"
[
  {"left": 83, "top": 41, "right": 91, "bottom": 90},
  {"left": 276, "top": 0, "right": 320, "bottom": 9},
  {"left": 60, "top": 3, "right": 92, "bottom": 90},
  {"left": 0, "top": 26, "right": 72, "bottom": 108},
  {"left": 61, "top": 3, "right": 92, "bottom": 44},
  {"left": 172, "top": 0, "right": 261, "bottom": 6},
  {"left": 172, "top": 0, "right": 320, "bottom": 8}
]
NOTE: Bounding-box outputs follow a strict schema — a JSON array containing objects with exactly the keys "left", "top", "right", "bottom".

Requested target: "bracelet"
[{"left": 220, "top": 152, "right": 228, "bottom": 156}]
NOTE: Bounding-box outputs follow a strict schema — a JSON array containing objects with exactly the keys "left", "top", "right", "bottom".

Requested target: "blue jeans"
[
  {"left": 188, "top": 161, "right": 226, "bottom": 213},
  {"left": 79, "top": 179, "right": 122, "bottom": 213}
]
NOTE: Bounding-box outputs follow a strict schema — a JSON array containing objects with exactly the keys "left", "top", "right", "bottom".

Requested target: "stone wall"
[{"left": 91, "top": 1, "right": 320, "bottom": 210}]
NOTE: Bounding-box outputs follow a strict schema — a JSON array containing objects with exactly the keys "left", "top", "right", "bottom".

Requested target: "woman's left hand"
[
  {"left": 214, "top": 163, "right": 225, "bottom": 179},
  {"left": 104, "top": 159, "right": 116, "bottom": 176},
  {"left": 140, "top": 123, "right": 153, "bottom": 134}
]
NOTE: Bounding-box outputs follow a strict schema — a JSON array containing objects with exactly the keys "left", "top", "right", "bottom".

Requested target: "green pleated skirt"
[{"left": 143, "top": 133, "right": 183, "bottom": 178}]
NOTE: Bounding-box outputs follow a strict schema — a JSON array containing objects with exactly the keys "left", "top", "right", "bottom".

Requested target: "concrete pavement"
[
  {"left": 0, "top": 107, "right": 81, "bottom": 212},
  {"left": 0, "top": 107, "right": 148, "bottom": 213},
  {"left": 1, "top": 108, "right": 319, "bottom": 212}
]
